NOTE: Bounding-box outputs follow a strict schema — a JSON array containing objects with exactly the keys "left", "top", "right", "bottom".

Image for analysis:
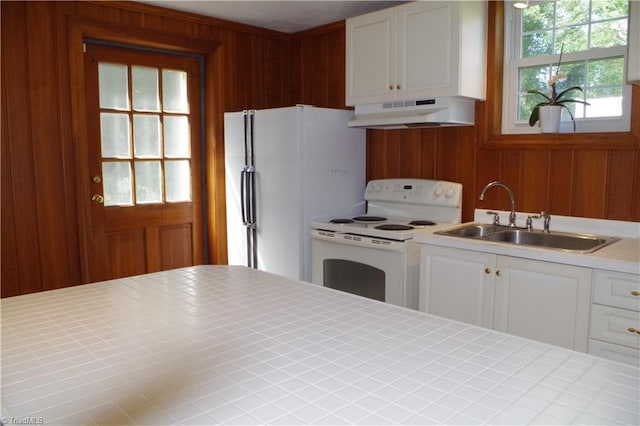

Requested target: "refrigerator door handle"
[
  {"left": 240, "top": 168, "right": 248, "bottom": 225},
  {"left": 246, "top": 166, "right": 256, "bottom": 226}
]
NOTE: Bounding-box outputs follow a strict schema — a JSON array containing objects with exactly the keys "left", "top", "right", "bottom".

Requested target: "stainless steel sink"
[
  {"left": 441, "top": 224, "right": 505, "bottom": 238},
  {"left": 435, "top": 224, "right": 620, "bottom": 253}
]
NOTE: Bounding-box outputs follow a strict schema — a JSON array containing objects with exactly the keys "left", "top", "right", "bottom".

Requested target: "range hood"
[{"left": 348, "top": 97, "right": 476, "bottom": 129}]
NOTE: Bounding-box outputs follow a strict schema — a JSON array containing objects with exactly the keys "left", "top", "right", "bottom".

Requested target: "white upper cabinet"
[
  {"left": 627, "top": 0, "right": 640, "bottom": 84},
  {"left": 346, "top": 1, "right": 487, "bottom": 106}
]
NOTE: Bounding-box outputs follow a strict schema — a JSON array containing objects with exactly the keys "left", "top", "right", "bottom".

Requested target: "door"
[
  {"left": 311, "top": 231, "right": 414, "bottom": 308},
  {"left": 398, "top": 1, "right": 454, "bottom": 96},
  {"left": 419, "top": 245, "right": 495, "bottom": 328},
  {"left": 81, "top": 43, "right": 204, "bottom": 282},
  {"left": 493, "top": 256, "right": 592, "bottom": 351},
  {"left": 346, "top": 7, "right": 397, "bottom": 105}
]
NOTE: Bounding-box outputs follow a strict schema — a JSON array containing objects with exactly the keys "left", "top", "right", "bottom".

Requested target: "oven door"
[{"left": 310, "top": 230, "right": 418, "bottom": 309}]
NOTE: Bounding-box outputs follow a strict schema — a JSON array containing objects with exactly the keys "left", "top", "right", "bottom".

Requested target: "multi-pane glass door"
[
  {"left": 97, "top": 62, "right": 192, "bottom": 206},
  {"left": 82, "top": 42, "right": 203, "bottom": 282}
]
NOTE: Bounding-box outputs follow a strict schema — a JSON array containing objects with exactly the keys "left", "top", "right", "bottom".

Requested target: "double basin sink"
[{"left": 435, "top": 223, "right": 620, "bottom": 254}]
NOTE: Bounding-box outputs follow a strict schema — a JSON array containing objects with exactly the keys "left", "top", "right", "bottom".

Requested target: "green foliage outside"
[{"left": 517, "top": 0, "right": 629, "bottom": 121}]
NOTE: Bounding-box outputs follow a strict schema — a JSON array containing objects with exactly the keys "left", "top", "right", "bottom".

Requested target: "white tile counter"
[{"left": 2, "top": 266, "right": 639, "bottom": 425}]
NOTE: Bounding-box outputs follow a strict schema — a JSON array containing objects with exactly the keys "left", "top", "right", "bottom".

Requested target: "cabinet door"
[
  {"left": 346, "top": 8, "right": 397, "bottom": 105},
  {"left": 397, "top": 1, "right": 457, "bottom": 99},
  {"left": 419, "top": 245, "right": 495, "bottom": 328},
  {"left": 627, "top": 0, "right": 639, "bottom": 83},
  {"left": 494, "top": 257, "right": 592, "bottom": 351}
]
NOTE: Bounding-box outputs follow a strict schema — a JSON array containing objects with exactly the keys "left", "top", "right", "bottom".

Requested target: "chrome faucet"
[{"left": 479, "top": 181, "right": 517, "bottom": 227}]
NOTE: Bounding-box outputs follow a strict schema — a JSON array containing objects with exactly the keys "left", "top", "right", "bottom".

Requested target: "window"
[
  {"left": 502, "top": 0, "right": 632, "bottom": 134},
  {"left": 97, "top": 62, "right": 192, "bottom": 206}
]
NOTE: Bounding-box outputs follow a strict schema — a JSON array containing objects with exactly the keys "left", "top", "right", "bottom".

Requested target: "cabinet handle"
[
  {"left": 628, "top": 327, "right": 640, "bottom": 335},
  {"left": 496, "top": 270, "right": 501, "bottom": 277},
  {"left": 485, "top": 268, "right": 491, "bottom": 274},
  {"left": 631, "top": 291, "right": 640, "bottom": 297},
  {"left": 389, "top": 85, "right": 394, "bottom": 90},
  {"left": 397, "top": 84, "right": 401, "bottom": 90}
]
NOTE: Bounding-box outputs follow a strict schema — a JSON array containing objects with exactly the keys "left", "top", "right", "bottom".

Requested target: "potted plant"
[{"left": 528, "top": 44, "right": 590, "bottom": 133}]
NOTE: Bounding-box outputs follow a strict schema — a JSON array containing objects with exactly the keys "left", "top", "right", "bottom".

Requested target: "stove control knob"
[
  {"left": 445, "top": 187, "right": 456, "bottom": 198},
  {"left": 434, "top": 186, "right": 444, "bottom": 197},
  {"left": 374, "top": 183, "right": 383, "bottom": 192}
]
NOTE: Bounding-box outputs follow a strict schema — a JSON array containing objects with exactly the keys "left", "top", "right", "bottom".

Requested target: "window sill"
[{"left": 481, "top": 131, "right": 639, "bottom": 150}]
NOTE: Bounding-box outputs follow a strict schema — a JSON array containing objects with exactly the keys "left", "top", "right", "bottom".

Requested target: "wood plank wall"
[
  {"left": 363, "top": 2, "right": 640, "bottom": 224},
  {"left": 1, "top": 0, "right": 294, "bottom": 297},
  {"left": 2, "top": 0, "right": 639, "bottom": 297}
]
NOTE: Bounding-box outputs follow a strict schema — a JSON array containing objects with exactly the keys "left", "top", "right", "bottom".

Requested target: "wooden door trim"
[{"left": 68, "top": 18, "right": 224, "bottom": 283}]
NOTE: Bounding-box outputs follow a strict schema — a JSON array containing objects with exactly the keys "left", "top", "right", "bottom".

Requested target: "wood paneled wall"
[
  {"left": 2, "top": 0, "right": 638, "bottom": 297},
  {"left": 364, "top": 2, "right": 640, "bottom": 223},
  {"left": 1, "top": 0, "right": 294, "bottom": 297}
]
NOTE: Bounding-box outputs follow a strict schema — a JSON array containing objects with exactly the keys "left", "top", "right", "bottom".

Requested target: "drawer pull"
[
  {"left": 627, "top": 327, "right": 640, "bottom": 335},
  {"left": 631, "top": 291, "right": 640, "bottom": 297}
]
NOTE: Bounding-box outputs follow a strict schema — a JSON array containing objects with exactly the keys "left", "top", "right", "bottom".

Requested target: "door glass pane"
[
  {"left": 100, "top": 113, "right": 131, "bottom": 158},
  {"left": 96, "top": 60, "right": 193, "bottom": 208},
  {"left": 98, "top": 63, "right": 129, "bottom": 110},
  {"left": 135, "top": 161, "right": 162, "bottom": 204},
  {"left": 133, "top": 114, "right": 161, "bottom": 158},
  {"left": 102, "top": 161, "right": 133, "bottom": 206},
  {"left": 164, "top": 116, "right": 190, "bottom": 158},
  {"left": 162, "top": 69, "right": 189, "bottom": 113},
  {"left": 165, "top": 160, "right": 191, "bottom": 202},
  {"left": 132, "top": 66, "right": 160, "bottom": 112}
]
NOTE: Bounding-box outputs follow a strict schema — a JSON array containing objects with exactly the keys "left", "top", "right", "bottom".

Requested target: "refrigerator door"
[
  {"left": 299, "top": 107, "right": 366, "bottom": 280},
  {"left": 252, "top": 107, "right": 302, "bottom": 280}
]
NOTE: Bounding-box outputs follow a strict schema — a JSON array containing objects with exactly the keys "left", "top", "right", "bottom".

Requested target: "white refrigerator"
[{"left": 224, "top": 105, "right": 366, "bottom": 282}]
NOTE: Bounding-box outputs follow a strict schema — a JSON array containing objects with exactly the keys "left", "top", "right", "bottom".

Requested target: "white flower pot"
[{"left": 539, "top": 105, "right": 562, "bottom": 133}]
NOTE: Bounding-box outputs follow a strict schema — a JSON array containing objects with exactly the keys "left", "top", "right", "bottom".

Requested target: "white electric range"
[{"left": 310, "top": 178, "right": 462, "bottom": 309}]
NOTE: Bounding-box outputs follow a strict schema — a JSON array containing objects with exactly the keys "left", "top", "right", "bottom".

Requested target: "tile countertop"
[
  {"left": 2, "top": 266, "right": 639, "bottom": 425},
  {"left": 414, "top": 209, "right": 640, "bottom": 275}
]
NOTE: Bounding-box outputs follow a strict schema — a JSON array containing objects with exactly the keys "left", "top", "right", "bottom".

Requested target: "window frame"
[{"left": 501, "top": 0, "right": 633, "bottom": 135}]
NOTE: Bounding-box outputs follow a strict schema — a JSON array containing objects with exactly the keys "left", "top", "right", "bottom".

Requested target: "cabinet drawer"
[
  {"left": 588, "top": 339, "right": 640, "bottom": 367},
  {"left": 592, "top": 270, "right": 640, "bottom": 312},
  {"left": 589, "top": 304, "right": 640, "bottom": 349}
]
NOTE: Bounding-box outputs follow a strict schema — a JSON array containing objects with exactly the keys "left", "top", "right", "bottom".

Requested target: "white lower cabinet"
[
  {"left": 588, "top": 270, "right": 640, "bottom": 366},
  {"left": 493, "top": 255, "right": 591, "bottom": 351},
  {"left": 419, "top": 246, "right": 494, "bottom": 328},
  {"left": 419, "top": 245, "right": 592, "bottom": 351}
]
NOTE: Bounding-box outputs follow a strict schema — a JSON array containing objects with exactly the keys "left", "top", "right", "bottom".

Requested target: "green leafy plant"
[{"left": 528, "top": 44, "right": 590, "bottom": 132}]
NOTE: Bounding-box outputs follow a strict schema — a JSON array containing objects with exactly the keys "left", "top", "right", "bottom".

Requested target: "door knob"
[{"left": 91, "top": 194, "right": 104, "bottom": 204}]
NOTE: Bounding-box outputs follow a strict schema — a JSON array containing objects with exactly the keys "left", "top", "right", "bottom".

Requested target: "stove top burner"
[
  {"left": 409, "top": 220, "right": 437, "bottom": 226},
  {"left": 374, "top": 224, "right": 415, "bottom": 231},
  {"left": 330, "top": 218, "right": 355, "bottom": 224},
  {"left": 353, "top": 215, "right": 387, "bottom": 222}
]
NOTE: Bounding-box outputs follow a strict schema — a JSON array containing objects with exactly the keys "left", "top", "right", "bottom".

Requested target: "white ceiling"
[{"left": 138, "top": 0, "right": 406, "bottom": 33}]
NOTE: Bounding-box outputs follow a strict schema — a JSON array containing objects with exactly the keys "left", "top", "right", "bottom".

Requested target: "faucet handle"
[
  {"left": 540, "top": 211, "right": 551, "bottom": 232},
  {"left": 526, "top": 213, "right": 541, "bottom": 231},
  {"left": 486, "top": 211, "right": 500, "bottom": 225}
]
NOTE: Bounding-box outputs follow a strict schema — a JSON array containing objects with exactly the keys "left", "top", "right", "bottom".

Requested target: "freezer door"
[{"left": 224, "top": 111, "right": 252, "bottom": 267}]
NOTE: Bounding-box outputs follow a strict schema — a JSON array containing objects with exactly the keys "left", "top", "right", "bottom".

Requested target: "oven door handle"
[{"left": 310, "top": 229, "right": 406, "bottom": 252}]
